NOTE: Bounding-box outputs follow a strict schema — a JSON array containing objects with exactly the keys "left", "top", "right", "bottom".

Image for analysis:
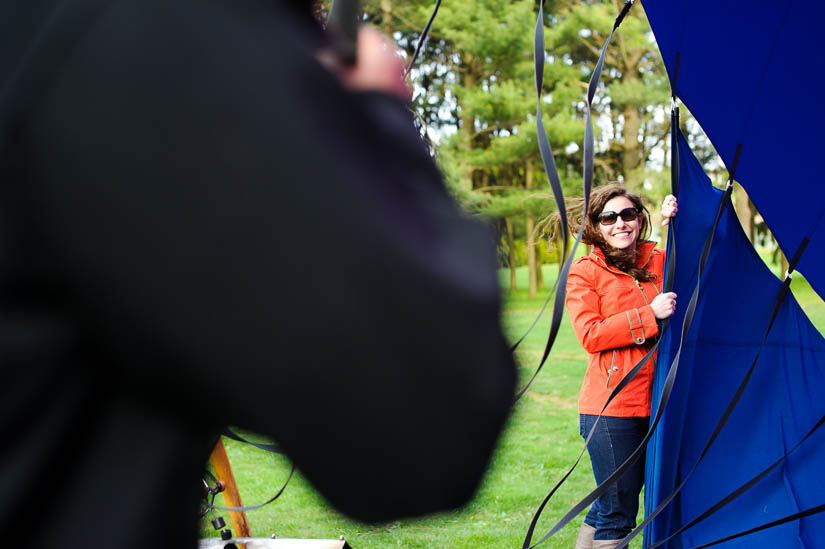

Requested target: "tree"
[
  {"left": 544, "top": 1, "right": 672, "bottom": 205},
  {"left": 422, "top": 0, "right": 583, "bottom": 296},
  {"left": 331, "top": 0, "right": 692, "bottom": 288}
]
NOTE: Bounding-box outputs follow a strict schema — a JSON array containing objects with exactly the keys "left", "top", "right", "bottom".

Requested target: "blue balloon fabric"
[
  {"left": 644, "top": 134, "right": 825, "bottom": 547},
  {"left": 642, "top": 0, "right": 825, "bottom": 302}
]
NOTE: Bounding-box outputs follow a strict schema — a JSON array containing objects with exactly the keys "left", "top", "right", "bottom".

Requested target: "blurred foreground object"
[{"left": 0, "top": 0, "right": 515, "bottom": 547}]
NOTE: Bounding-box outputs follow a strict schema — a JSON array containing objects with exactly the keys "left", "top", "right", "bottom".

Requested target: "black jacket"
[{"left": 0, "top": 1, "right": 516, "bottom": 547}]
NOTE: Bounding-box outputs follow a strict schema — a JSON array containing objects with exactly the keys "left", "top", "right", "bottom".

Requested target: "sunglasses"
[{"left": 597, "top": 207, "right": 641, "bottom": 226}]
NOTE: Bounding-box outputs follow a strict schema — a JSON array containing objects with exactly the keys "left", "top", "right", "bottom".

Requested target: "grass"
[{"left": 201, "top": 259, "right": 825, "bottom": 548}]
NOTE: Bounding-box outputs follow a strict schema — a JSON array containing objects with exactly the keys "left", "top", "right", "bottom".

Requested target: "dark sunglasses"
[{"left": 597, "top": 207, "right": 641, "bottom": 226}]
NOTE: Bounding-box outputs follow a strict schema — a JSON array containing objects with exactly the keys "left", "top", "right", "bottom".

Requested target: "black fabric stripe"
[
  {"left": 405, "top": 0, "right": 443, "bottom": 76},
  {"left": 521, "top": 2, "right": 647, "bottom": 545},
  {"left": 223, "top": 428, "right": 283, "bottom": 454},
  {"left": 691, "top": 503, "right": 825, "bottom": 549}
]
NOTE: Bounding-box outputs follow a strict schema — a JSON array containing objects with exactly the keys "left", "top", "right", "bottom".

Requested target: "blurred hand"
[
  {"left": 319, "top": 26, "right": 411, "bottom": 103},
  {"left": 661, "top": 194, "right": 678, "bottom": 226},
  {"left": 650, "top": 292, "right": 677, "bottom": 320}
]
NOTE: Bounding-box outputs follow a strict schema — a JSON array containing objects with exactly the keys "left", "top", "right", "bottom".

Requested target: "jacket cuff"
[{"left": 626, "top": 307, "right": 660, "bottom": 345}]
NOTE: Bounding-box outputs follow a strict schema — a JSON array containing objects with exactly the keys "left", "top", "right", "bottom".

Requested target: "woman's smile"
[{"left": 598, "top": 196, "right": 640, "bottom": 250}]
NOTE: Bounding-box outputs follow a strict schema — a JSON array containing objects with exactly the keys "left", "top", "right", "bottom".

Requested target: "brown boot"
[
  {"left": 591, "top": 539, "right": 626, "bottom": 548},
  {"left": 575, "top": 523, "right": 596, "bottom": 549}
]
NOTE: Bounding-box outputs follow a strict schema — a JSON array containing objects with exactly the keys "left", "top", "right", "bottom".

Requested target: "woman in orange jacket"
[{"left": 566, "top": 185, "right": 678, "bottom": 548}]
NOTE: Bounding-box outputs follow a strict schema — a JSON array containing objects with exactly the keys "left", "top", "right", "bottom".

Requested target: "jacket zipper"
[
  {"left": 634, "top": 278, "right": 651, "bottom": 305},
  {"left": 633, "top": 279, "right": 657, "bottom": 371}
]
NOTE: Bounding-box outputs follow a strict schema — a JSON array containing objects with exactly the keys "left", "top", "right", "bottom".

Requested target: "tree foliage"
[{"left": 320, "top": 0, "right": 730, "bottom": 287}]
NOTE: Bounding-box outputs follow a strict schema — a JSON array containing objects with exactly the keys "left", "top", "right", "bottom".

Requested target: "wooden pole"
[{"left": 210, "top": 438, "right": 252, "bottom": 539}]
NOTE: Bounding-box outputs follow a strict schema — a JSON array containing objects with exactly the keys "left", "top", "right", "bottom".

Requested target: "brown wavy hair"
[{"left": 544, "top": 184, "right": 656, "bottom": 282}]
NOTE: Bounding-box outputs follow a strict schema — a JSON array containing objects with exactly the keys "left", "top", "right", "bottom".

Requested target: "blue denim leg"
[{"left": 579, "top": 414, "right": 649, "bottom": 540}]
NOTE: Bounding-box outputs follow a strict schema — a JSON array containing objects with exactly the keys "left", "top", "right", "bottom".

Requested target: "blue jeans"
[{"left": 579, "top": 414, "right": 648, "bottom": 540}]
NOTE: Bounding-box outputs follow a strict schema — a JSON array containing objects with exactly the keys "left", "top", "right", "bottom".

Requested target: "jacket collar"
[{"left": 589, "top": 240, "right": 657, "bottom": 270}]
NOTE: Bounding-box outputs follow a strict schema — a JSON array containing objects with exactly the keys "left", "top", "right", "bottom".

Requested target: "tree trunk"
[
  {"left": 613, "top": 22, "right": 644, "bottom": 182},
  {"left": 458, "top": 54, "right": 477, "bottom": 183},
  {"left": 380, "top": 0, "right": 392, "bottom": 35},
  {"left": 505, "top": 217, "right": 516, "bottom": 290},
  {"left": 554, "top": 229, "right": 563, "bottom": 266},
  {"left": 527, "top": 214, "right": 537, "bottom": 298},
  {"left": 621, "top": 103, "right": 642, "bottom": 180},
  {"left": 663, "top": 116, "right": 671, "bottom": 182},
  {"left": 526, "top": 161, "right": 544, "bottom": 289}
]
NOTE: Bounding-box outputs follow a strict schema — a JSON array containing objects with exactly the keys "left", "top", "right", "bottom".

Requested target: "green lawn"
[{"left": 201, "top": 261, "right": 825, "bottom": 548}]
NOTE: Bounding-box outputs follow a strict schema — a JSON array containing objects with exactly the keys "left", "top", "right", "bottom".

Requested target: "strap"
[
  {"left": 672, "top": 53, "right": 681, "bottom": 94},
  {"left": 534, "top": 1, "right": 570, "bottom": 259},
  {"left": 513, "top": 223, "right": 585, "bottom": 402},
  {"left": 223, "top": 428, "right": 283, "bottom": 454},
  {"left": 514, "top": 0, "right": 617, "bottom": 400},
  {"left": 787, "top": 237, "right": 810, "bottom": 274},
  {"left": 201, "top": 431, "right": 290, "bottom": 513},
  {"left": 664, "top": 103, "right": 680, "bottom": 294},
  {"left": 512, "top": 0, "right": 572, "bottom": 399},
  {"left": 204, "top": 464, "right": 295, "bottom": 513},
  {"left": 692, "top": 503, "right": 825, "bottom": 548},
  {"left": 509, "top": 273, "right": 560, "bottom": 352},
  {"left": 404, "top": 0, "right": 443, "bottom": 76}
]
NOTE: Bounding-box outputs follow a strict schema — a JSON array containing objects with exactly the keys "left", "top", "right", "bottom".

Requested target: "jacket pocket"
[{"left": 605, "top": 349, "right": 618, "bottom": 389}]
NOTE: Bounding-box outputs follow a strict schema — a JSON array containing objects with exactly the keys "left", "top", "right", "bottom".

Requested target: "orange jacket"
[{"left": 566, "top": 241, "right": 664, "bottom": 417}]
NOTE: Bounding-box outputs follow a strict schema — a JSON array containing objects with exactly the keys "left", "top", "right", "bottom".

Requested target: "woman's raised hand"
[
  {"left": 661, "top": 194, "right": 678, "bottom": 226},
  {"left": 650, "top": 292, "right": 677, "bottom": 320}
]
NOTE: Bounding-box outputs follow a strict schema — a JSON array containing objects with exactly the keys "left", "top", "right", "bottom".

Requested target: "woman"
[{"left": 565, "top": 185, "right": 678, "bottom": 548}]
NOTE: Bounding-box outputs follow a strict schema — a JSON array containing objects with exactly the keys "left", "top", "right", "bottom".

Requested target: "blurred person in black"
[{"left": 0, "top": 0, "right": 516, "bottom": 547}]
